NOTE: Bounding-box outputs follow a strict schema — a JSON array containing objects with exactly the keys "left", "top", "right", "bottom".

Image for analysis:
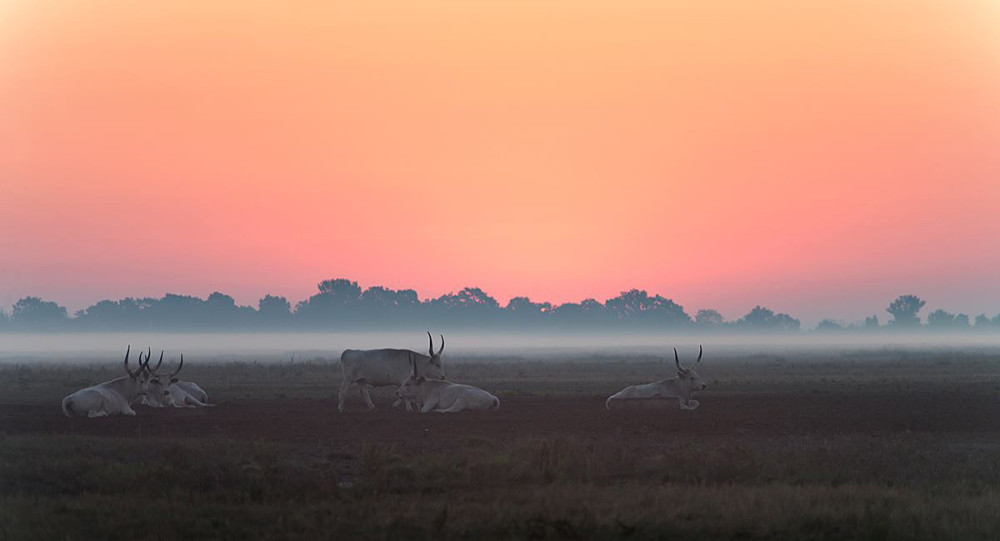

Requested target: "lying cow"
[
  {"left": 62, "top": 346, "right": 150, "bottom": 417},
  {"left": 606, "top": 346, "right": 707, "bottom": 411},
  {"left": 396, "top": 352, "right": 500, "bottom": 413},
  {"left": 338, "top": 332, "right": 446, "bottom": 412},
  {"left": 143, "top": 352, "right": 212, "bottom": 408}
]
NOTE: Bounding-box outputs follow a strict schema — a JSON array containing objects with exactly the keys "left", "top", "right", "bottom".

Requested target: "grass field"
[{"left": 1, "top": 347, "right": 999, "bottom": 540}]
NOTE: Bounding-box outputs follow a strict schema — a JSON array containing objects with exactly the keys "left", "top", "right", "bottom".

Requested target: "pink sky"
[{"left": 1, "top": 1, "right": 999, "bottom": 325}]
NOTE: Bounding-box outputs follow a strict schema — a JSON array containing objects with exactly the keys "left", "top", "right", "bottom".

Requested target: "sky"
[{"left": 1, "top": 0, "right": 999, "bottom": 325}]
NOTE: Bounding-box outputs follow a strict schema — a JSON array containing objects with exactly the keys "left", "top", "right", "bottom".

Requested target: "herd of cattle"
[{"left": 61, "top": 333, "right": 707, "bottom": 418}]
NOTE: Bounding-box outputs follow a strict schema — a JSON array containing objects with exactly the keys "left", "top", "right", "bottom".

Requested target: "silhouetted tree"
[
  {"left": 927, "top": 309, "right": 955, "bottom": 329},
  {"left": 505, "top": 297, "right": 552, "bottom": 326},
  {"left": 816, "top": 319, "right": 844, "bottom": 331},
  {"left": 886, "top": 295, "right": 925, "bottom": 327},
  {"left": 954, "top": 313, "right": 970, "bottom": 329},
  {"left": 864, "top": 315, "right": 880, "bottom": 329},
  {"left": 10, "top": 296, "right": 68, "bottom": 330},
  {"left": 695, "top": 309, "right": 725, "bottom": 327},
  {"left": 604, "top": 289, "right": 690, "bottom": 327},
  {"left": 295, "top": 279, "right": 363, "bottom": 327},
  {"left": 258, "top": 294, "right": 291, "bottom": 321},
  {"left": 737, "top": 306, "right": 800, "bottom": 332},
  {"left": 359, "top": 286, "right": 420, "bottom": 310},
  {"left": 974, "top": 313, "right": 993, "bottom": 329}
]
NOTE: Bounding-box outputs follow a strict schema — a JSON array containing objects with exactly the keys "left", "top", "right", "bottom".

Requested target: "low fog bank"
[{"left": 2, "top": 332, "right": 1000, "bottom": 364}]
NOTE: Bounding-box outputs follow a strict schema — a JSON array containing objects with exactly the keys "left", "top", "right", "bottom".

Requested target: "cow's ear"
[
  {"left": 170, "top": 377, "right": 179, "bottom": 383},
  {"left": 677, "top": 370, "right": 686, "bottom": 378}
]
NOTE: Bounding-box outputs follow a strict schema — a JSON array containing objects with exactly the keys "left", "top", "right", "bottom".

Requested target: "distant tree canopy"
[
  {"left": 695, "top": 309, "right": 725, "bottom": 327},
  {"left": 10, "top": 296, "right": 68, "bottom": 329},
  {"left": 887, "top": 295, "right": 925, "bottom": 327},
  {"left": 1, "top": 283, "right": 995, "bottom": 334},
  {"left": 736, "top": 306, "right": 801, "bottom": 332}
]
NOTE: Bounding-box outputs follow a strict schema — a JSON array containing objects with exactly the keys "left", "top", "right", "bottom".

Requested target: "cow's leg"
[
  {"left": 88, "top": 409, "right": 108, "bottom": 418},
  {"left": 678, "top": 398, "right": 699, "bottom": 410},
  {"left": 185, "top": 395, "right": 211, "bottom": 407},
  {"left": 420, "top": 397, "right": 438, "bottom": 413},
  {"left": 360, "top": 384, "right": 376, "bottom": 409},
  {"left": 338, "top": 379, "right": 353, "bottom": 412},
  {"left": 436, "top": 402, "right": 466, "bottom": 413}
]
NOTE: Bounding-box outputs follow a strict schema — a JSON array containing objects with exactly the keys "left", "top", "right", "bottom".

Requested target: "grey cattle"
[
  {"left": 143, "top": 353, "right": 212, "bottom": 408},
  {"left": 395, "top": 352, "right": 500, "bottom": 413},
  {"left": 606, "top": 346, "right": 707, "bottom": 410},
  {"left": 338, "top": 332, "right": 446, "bottom": 412},
  {"left": 61, "top": 346, "right": 151, "bottom": 417}
]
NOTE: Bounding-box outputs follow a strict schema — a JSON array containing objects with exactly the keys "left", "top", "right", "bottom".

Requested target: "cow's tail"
[
  {"left": 491, "top": 396, "right": 501, "bottom": 410},
  {"left": 61, "top": 396, "right": 74, "bottom": 417},
  {"left": 605, "top": 396, "right": 614, "bottom": 410}
]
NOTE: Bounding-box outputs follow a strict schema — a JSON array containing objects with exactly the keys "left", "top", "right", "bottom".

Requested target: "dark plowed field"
[{"left": 5, "top": 391, "right": 997, "bottom": 447}]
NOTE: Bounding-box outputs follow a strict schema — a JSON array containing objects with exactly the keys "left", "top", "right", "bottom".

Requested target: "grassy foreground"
[
  {"left": 2, "top": 431, "right": 999, "bottom": 540},
  {"left": 2, "top": 352, "right": 999, "bottom": 539}
]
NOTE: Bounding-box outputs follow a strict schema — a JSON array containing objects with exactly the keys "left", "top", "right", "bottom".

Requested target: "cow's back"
[{"left": 341, "top": 348, "right": 417, "bottom": 387}]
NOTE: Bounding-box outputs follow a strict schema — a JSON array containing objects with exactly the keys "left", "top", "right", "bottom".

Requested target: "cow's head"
[
  {"left": 424, "top": 331, "right": 446, "bottom": 380},
  {"left": 674, "top": 346, "right": 706, "bottom": 392},
  {"left": 397, "top": 352, "right": 425, "bottom": 401},
  {"left": 144, "top": 350, "right": 184, "bottom": 404}
]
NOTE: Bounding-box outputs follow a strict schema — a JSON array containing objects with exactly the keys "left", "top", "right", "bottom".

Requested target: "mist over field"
[{"left": 3, "top": 331, "right": 1000, "bottom": 364}]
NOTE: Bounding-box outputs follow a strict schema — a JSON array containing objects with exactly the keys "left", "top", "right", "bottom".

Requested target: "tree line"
[{"left": 0, "top": 280, "right": 996, "bottom": 333}]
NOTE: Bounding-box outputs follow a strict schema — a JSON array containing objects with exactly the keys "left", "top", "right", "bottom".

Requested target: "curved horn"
[
  {"left": 437, "top": 334, "right": 445, "bottom": 356},
  {"left": 696, "top": 345, "right": 703, "bottom": 365},
  {"left": 169, "top": 354, "right": 184, "bottom": 378},
  {"left": 141, "top": 349, "right": 152, "bottom": 373},
  {"left": 123, "top": 345, "right": 134, "bottom": 376},
  {"left": 152, "top": 350, "right": 164, "bottom": 373},
  {"left": 674, "top": 347, "right": 682, "bottom": 371},
  {"left": 427, "top": 331, "right": 435, "bottom": 357}
]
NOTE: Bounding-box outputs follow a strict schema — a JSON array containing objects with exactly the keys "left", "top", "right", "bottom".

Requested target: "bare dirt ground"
[
  {"left": 5, "top": 391, "right": 997, "bottom": 450},
  {"left": 3, "top": 355, "right": 1000, "bottom": 539}
]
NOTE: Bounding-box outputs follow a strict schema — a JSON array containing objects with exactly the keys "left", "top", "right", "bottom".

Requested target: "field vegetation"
[{"left": 1, "top": 348, "right": 999, "bottom": 539}]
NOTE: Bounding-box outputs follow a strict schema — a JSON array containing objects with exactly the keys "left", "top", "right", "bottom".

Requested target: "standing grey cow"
[
  {"left": 61, "top": 346, "right": 151, "bottom": 417},
  {"left": 395, "top": 352, "right": 500, "bottom": 413},
  {"left": 338, "top": 332, "right": 446, "bottom": 412},
  {"left": 605, "top": 346, "right": 707, "bottom": 410}
]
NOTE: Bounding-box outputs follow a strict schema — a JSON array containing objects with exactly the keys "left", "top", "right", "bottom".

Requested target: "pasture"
[{"left": 1, "top": 346, "right": 999, "bottom": 540}]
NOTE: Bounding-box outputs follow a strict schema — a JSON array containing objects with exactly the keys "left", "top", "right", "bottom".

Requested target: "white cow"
[
  {"left": 396, "top": 352, "right": 500, "bottom": 413},
  {"left": 338, "top": 332, "right": 446, "bottom": 412},
  {"left": 143, "top": 353, "right": 212, "bottom": 408},
  {"left": 61, "top": 346, "right": 151, "bottom": 418},
  {"left": 606, "top": 346, "right": 707, "bottom": 410}
]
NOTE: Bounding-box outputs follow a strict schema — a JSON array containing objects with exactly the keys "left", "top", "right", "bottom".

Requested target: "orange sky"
[{"left": 2, "top": 0, "right": 999, "bottom": 324}]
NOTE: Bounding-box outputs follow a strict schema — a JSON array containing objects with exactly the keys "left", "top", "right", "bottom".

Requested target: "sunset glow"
[{"left": 2, "top": 0, "right": 999, "bottom": 324}]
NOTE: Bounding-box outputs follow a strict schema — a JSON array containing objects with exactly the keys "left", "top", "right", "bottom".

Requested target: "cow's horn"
[
  {"left": 696, "top": 345, "right": 703, "bottom": 365},
  {"left": 674, "top": 348, "right": 682, "bottom": 371},
  {"left": 170, "top": 354, "right": 184, "bottom": 378},
  {"left": 152, "top": 350, "right": 164, "bottom": 373},
  {"left": 437, "top": 334, "right": 445, "bottom": 356},
  {"left": 123, "top": 345, "right": 133, "bottom": 376},
  {"left": 427, "top": 331, "right": 435, "bottom": 357}
]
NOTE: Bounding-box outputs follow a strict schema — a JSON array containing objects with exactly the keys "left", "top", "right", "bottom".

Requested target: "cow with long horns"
[
  {"left": 395, "top": 352, "right": 500, "bottom": 413},
  {"left": 605, "top": 346, "right": 707, "bottom": 410},
  {"left": 61, "top": 346, "right": 152, "bottom": 417},
  {"left": 143, "top": 352, "right": 212, "bottom": 407},
  {"left": 338, "top": 332, "right": 446, "bottom": 412}
]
